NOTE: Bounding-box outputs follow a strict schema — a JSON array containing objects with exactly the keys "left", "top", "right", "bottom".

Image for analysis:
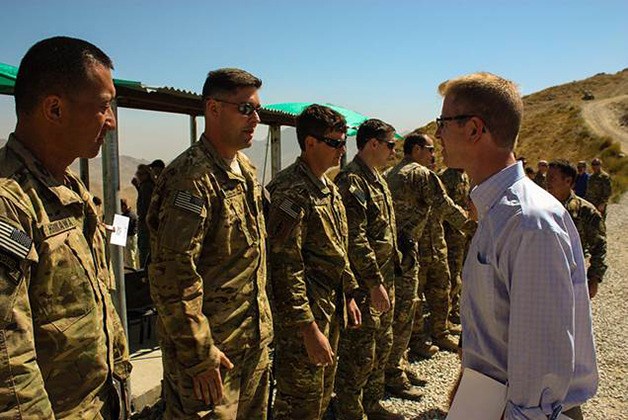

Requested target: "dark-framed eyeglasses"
[
  {"left": 316, "top": 135, "right": 347, "bottom": 149},
  {"left": 212, "top": 98, "right": 261, "bottom": 116},
  {"left": 436, "top": 114, "right": 476, "bottom": 129},
  {"left": 376, "top": 139, "right": 396, "bottom": 150}
]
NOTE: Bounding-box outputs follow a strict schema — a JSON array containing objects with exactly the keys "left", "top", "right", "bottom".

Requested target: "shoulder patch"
[
  {"left": 0, "top": 221, "right": 32, "bottom": 259},
  {"left": 173, "top": 190, "right": 204, "bottom": 215},
  {"left": 279, "top": 198, "right": 302, "bottom": 219},
  {"left": 349, "top": 184, "right": 367, "bottom": 207}
]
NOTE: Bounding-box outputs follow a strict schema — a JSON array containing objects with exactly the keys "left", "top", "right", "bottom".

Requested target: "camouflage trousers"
[
  {"left": 444, "top": 226, "right": 468, "bottom": 321},
  {"left": 273, "top": 315, "right": 340, "bottom": 420},
  {"left": 334, "top": 283, "right": 394, "bottom": 420},
  {"left": 385, "top": 248, "right": 419, "bottom": 382},
  {"left": 412, "top": 256, "right": 451, "bottom": 340},
  {"left": 161, "top": 336, "right": 271, "bottom": 420}
]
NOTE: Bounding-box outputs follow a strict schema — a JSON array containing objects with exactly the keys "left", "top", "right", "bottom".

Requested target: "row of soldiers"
[{"left": 0, "top": 36, "right": 608, "bottom": 419}]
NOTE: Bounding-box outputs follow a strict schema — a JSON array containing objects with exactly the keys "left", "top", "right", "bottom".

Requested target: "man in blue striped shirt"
[{"left": 435, "top": 72, "right": 598, "bottom": 420}]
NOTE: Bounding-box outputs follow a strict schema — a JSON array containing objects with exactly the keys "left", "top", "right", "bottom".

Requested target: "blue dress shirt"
[{"left": 461, "top": 162, "right": 598, "bottom": 419}]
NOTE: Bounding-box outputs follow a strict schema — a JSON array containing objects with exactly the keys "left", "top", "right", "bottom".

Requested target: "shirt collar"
[
  {"left": 353, "top": 154, "right": 382, "bottom": 184},
  {"left": 199, "top": 134, "right": 246, "bottom": 182},
  {"left": 295, "top": 156, "right": 331, "bottom": 196},
  {"left": 470, "top": 161, "right": 524, "bottom": 220},
  {"left": 7, "top": 134, "right": 84, "bottom": 206}
]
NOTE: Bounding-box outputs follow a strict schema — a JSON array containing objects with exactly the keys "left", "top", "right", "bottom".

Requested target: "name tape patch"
[
  {"left": 0, "top": 221, "right": 32, "bottom": 259},
  {"left": 173, "top": 190, "right": 204, "bottom": 215}
]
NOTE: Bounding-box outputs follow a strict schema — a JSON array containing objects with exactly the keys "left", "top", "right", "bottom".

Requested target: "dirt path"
[{"left": 582, "top": 94, "right": 628, "bottom": 153}]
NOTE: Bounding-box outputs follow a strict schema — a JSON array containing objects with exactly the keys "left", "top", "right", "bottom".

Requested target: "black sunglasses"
[
  {"left": 435, "top": 114, "right": 476, "bottom": 129},
  {"left": 212, "top": 98, "right": 261, "bottom": 116},
  {"left": 377, "top": 139, "right": 396, "bottom": 150},
  {"left": 316, "top": 135, "right": 347, "bottom": 149}
]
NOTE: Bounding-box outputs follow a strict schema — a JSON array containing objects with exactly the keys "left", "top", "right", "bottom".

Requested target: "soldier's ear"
[{"left": 42, "top": 95, "right": 63, "bottom": 124}]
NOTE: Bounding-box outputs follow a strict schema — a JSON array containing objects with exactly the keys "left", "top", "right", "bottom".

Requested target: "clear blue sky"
[{"left": 1, "top": 0, "right": 627, "bottom": 161}]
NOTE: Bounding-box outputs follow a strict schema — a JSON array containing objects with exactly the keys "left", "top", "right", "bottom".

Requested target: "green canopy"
[
  {"left": 263, "top": 102, "right": 402, "bottom": 138},
  {"left": 0, "top": 62, "right": 143, "bottom": 95}
]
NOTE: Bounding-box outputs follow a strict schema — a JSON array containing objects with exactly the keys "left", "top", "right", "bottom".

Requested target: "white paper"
[
  {"left": 110, "top": 214, "right": 130, "bottom": 247},
  {"left": 447, "top": 368, "right": 507, "bottom": 420}
]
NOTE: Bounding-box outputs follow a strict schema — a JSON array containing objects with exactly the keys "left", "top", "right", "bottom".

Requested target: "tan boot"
[
  {"left": 365, "top": 402, "right": 405, "bottom": 420},
  {"left": 385, "top": 374, "right": 423, "bottom": 402},
  {"left": 447, "top": 321, "right": 462, "bottom": 335},
  {"left": 433, "top": 334, "right": 460, "bottom": 352},
  {"left": 410, "top": 341, "right": 438, "bottom": 359}
]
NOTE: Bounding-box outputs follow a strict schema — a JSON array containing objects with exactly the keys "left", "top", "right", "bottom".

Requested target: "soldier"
[
  {"left": 438, "top": 167, "right": 472, "bottom": 325},
  {"left": 147, "top": 68, "right": 273, "bottom": 419},
  {"left": 267, "top": 104, "right": 361, "bottom": 419},
  {"left": 383, "top": 132, "right": 469, "bottom": 399},
  {"left": 334, "top": 119, "right": 404, "bottom": 420},
  {"left": 574, "top": 160, "right": 589, "bottom": 198},
  {"left": 586, "top": 157, "right": 612, "bottom": 219},
  {"left": 547, "top": 160, "right": 607, "bottom": 298},
  {"left": 533, "top": 159, "right": 548, "bottom": 189},
  {"left": 0, "top": 36, "right": 131, "bottom": 418},
  {"left": 403, "top": 134, "right": 470, "bottom": 357}
]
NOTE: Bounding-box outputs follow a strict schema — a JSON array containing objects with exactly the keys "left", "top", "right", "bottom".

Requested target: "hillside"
[{"left": 416, "top": 69, "right": 628, "bottom": 200}]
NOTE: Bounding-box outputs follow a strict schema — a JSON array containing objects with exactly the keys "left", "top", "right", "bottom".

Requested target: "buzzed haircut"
[
  {"left": 549, "top": 159, "right": 577, "bottom": 183},
  {"left": 296, "top": 104, "right": 347, "bottom": 151},
  {"left": 202, "top": 68, "right": 262, "bottom": 99},
  {"left": 14, "top": 36, "right": 113, "bottom": 116},
  {"left": 438, "top": 72, "right": 524, "bottom": 150},
  {"left": 403, "top": 130, "right": 431, "bottom": 155},
  {"left": 356, "top": 118, "right": 396, "bottom": 150}
]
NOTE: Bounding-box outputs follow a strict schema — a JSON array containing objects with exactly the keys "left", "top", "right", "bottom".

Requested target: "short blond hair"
[{"left": 438, "top": 72, "right": 523, "bottom": 149}]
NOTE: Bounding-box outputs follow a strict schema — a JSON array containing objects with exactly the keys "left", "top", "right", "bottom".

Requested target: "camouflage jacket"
[
  {"left": 0, "top": 135, "right": 131, "bottom": 419},
  {"left": 385, "top": 158, "right": 469, "bottom": 260},
  {"left": 267, "top": 157, "right": 357, "bottom": 330},
  {"left": 564, "top": 192, "right": 607, "bottom": 281},
  {"left": 439, "top": 167, "right": 474, "bottom": 237},
  {"left": 585, "top": 171, "right": 612, "bottom": 207},
  {"left": 147, "top": 135, "right": 273, "bottom": 377},
  {"left": 335, "top": 155, "right": 400, "bottom": 290}
]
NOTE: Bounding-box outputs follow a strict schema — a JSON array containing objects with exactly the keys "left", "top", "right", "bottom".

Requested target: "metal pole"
[
  {"left": 190, "top": 115, "right": 197, "bottom": 145},
  {"left": 102, "top": 101, "right": 128, "bottom": 335},
  {"left": 79, "top": 158, "right": 90, "bottom": 190},
  {"left": 270, "top": 125, "right": 281, "bottom": 178}
]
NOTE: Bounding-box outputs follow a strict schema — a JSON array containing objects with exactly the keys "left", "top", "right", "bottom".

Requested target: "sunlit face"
[
  {"left": 64, "top": 63, "right": 116, "bottom": 159},
  {"left": 547, "top": 166, "right": 572, "bottom": 200},
  {"left": 416, "top": 137, "right": 435, "bottom": 168},
  {"left": 214, "top": 86, "right": 261, "bottom": 152},
  {"left": 311, "top": 130, "right": 347, "bottom": 172},
  {"left": 373, "top": 132, "right": 397, "bottom": 168},
  {"left": 435, "top": 95, "right": 469, "bottom": 170}
]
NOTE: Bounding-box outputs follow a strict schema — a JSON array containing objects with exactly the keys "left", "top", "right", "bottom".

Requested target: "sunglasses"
[
  {"left": 212, "top": 98, "right": 261, "bottom": 116},
  {"left": 376, "top": 139, "right": 396, "bottom": 150},
  {"left": 436, "top": 114, "right": 478, "bottom": 129},
  {"left": 316, "top": 135, "right": 347, "bottom": 149}
]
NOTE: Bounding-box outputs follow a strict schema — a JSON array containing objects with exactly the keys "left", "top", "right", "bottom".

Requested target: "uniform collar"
[
  {"left": 352, "top": 154, "right": 382, "bottom": 184},
  {"left": 199, "top": 134, "right": 248, "bottom": 183},
  {"left": 295, "top": 156, "right": 332, "bottom": 196},
  {"left": 7, "top": 134, "right": 85, "bottom": 207}
]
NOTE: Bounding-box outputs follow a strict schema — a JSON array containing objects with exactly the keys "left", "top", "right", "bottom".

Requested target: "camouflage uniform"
[
  {"left": 334, "top": 155, "right": 401, "bottom": 419},
  {"left": 438, "top": 168, "right": 472, "bottom": 322},
  {"left": 410, "top": 168, "right": 469, "bottom": 349},
  {"left": 563, "top": 192, "right": 607, "bottom": 282},
  {"left": 0, "top": 135, "right": 131, "bottom": 418},
  {"left": 147, "top": 135, "right": 273, "bottom": 420},
  {"left": 533, "top": 172, "right": 547, "bottom": 190},
  {"left": 267, "top": 157, "right": 358, "bottom": 420},
  {"left": 585, "top": 170, "right": 612, "bottom": 219}
]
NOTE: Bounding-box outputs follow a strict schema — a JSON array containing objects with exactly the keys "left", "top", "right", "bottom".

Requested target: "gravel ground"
[{"left": 382, "top": 194, "right": 628, "bottom": 420}]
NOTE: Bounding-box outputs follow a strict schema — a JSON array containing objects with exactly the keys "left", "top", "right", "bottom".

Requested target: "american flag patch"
[
  {"left": 173, "top": 190, "right": 204, "bottom": 215},
  {"left": 0, "top": 221, "right": 32, "bottom": 259},
  {"left": 279, "top": 198, "right": 301, "bottom": 219}
]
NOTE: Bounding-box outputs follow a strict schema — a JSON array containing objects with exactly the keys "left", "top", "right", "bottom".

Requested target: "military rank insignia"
[
  {"left": 0, "top": 220, "right": 33, "bottom": 260},
  {"left": 173, "top": 190, "right": 204, "bottom": 215}
]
